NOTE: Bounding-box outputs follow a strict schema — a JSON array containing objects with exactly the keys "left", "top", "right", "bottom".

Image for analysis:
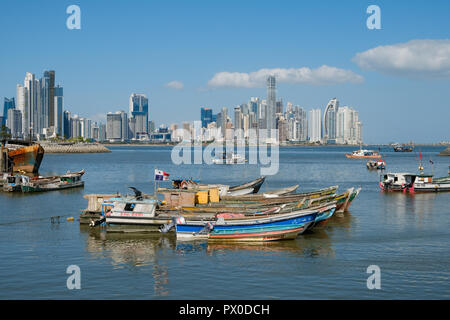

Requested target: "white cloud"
[
  {"left": 353, "top": 39, "right": 450, "bottom": 78},
  {"left": 207, "top": 65, "right": 364, "bottom": 88},
  {"left": 165, "top": 80, "right": 184, "bottom": 89}
]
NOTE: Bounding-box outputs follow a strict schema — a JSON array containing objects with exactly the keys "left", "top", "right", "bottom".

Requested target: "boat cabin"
[
  {"left": 109, "top": 198, "right": 157, "bottom": 217},
  {"left": 380, "top": 173, "right": 416, "bottom": 185},
  {"left": 60, "top": 175, "right": 81, "bottom": 184}
]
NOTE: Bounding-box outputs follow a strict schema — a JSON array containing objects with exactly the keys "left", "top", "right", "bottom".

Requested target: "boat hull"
[
  {"left": 176, "top": 210, "right": 318, "bottom": 241},
  {"left": 379, "top": 182, "right": 450, "bottom": 193},
  {"left": 21, "top": 181, "right": 84, "bottom": 193},
  {"left": 8, "top": 144, "right": 44, "bottom": 173},
  {"left": 346, "top": 154, "right": 381, "bottom": 159}
]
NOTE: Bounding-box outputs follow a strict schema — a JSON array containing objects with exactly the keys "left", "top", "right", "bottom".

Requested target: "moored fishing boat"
[
  {"left": 170, "top": 176, "right": 265, "bottom": 196},
  {"left": 21, "top": 170, "right": 85, "bottom": 192},
  {"left": 335, "top": 188, "right": 354, "bottom": 213},
  {"left": 2, "top": 174, "right": 30, "bottom": 192},
  {"left": 262, "top": 184, "right": 299, "bottom": 196},
  {"left": 343, "top": 187, "right": 361, "bottom": 211},
  {"left": 173, "top": 204, "right": 331, "bottom": 242},
  {"left": 366, "top": 160, "right": 386, "bottom": 170},
  {"left": 218, "top": 185, "right": 338, "bottom": 203},
  {"left": 228, "top": 176, "right": 265, "bottom": 194},
  {"left": 379, "top": 172, "right": 450, "bottom": 192}
]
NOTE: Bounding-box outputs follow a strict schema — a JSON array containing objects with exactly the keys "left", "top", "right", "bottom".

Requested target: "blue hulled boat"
[{"left": 175, "top": 203, "right": 336, "bottom": 242}]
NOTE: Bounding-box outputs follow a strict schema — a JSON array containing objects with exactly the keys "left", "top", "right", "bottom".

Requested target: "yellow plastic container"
[
  {"left": 196, "top": 190, "right": 209, "bottom": 204},
  {"left": 209, "top": 188, "right": 220, "bottom": 203}
]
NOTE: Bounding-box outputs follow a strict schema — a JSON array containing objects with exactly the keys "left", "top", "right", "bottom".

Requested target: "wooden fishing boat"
[
  {"left": 174, "top": 204, "right": 333, "bottom": 242},
  {"left": 218, "top": 185, "right": 338, "bottom": 203},
  {"left": 2, "top": 174, "right": 30, "bottom": 192},
  {"left": 379, "top": 172, "right": 450, "bottom": 192},
  {"left": 169, "top": 176, "right": 265, "bottom": 196},
  {"left": 310, "top": 203, "right": 337, "bottom": 226},
  {"left": 343, "top": 187, "right": 361, "bottom": 211},
  {"left": 226, "top": 187, "right": 255, "bottom": 196},
  {"left": 262, "top": 185, "right": 299, "bottom": 196},
  {"left": 366, "top": 160, "right": 386, "bottom": 170},
  {"left": 228, "top": 176, "right": 265, "bottom": 194},
  {"left": 21, "top": 170, "right": 85, "bottom": 192},
  {"left": 335, "top": 188, "right": 354, "bottom": 213}
]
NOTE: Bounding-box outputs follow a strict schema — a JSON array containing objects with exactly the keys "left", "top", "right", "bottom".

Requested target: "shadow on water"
[{"left": 79, "top": 211, "right": 358, "bottom": 264}]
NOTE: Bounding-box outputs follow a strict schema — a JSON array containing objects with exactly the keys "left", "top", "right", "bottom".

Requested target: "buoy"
[{"left": 67, "top": 217, "right": 74, "bottom": 221}]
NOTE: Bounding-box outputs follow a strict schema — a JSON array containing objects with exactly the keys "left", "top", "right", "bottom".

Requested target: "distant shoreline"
[{"left": 101, "top": 143, "right": 450, "bottom": 148}]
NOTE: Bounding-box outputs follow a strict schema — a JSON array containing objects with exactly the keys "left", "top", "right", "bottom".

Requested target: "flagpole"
[
  {"left": 154, "top": 166, "right": 156, "bottom": 197},
  {"left": 431, "top": 158, "right": 434, "bottom": 177}
]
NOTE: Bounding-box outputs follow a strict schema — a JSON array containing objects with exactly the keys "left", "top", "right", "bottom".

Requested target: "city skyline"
[{"left": 1, "top": 1, "right": 450, "bottom": 144}]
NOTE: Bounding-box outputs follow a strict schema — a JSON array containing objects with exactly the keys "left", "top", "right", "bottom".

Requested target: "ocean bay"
[{"left": 1, "top": 145, "right": 449, "bottom": 299}]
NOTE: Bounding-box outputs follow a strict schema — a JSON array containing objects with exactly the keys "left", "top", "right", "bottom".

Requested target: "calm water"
[{"left": 1, "top": 145, "right": 449, "bottom": 299}]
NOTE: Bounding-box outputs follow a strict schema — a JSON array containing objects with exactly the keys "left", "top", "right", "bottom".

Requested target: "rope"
[{"left": 0, "top": 213, "right": 74, "bottom": 226}]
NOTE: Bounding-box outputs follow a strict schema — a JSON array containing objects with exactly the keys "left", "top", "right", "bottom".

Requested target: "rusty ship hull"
[{"left": 7, "top": 144, "right": 45, "bottom": 173}]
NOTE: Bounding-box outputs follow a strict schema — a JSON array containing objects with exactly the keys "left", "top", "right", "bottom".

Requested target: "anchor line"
[{"left": 0, "top": 213, "right": 74, "bottom": 226}]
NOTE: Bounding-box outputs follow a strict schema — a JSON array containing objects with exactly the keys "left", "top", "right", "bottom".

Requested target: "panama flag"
[{"left": 155, "top": 169, "right": 170, "bottom": 181}]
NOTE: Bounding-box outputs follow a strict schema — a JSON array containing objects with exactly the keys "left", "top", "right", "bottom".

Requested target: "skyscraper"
[
  {"left": 266, "top": 76, "right": 276, "bottom": 139},
  {"left": 6, "top": 109, "right": 22, "bottom": 139},
  {"left": 63, "top": 110, "right": 71, "bottom": 139},
  {"left": 336, "top": 106, "right": 361, "bottom": 145},
  {"left": 323, "top": 98, "right": 339, "bottom": 143},
  {"left": 276, "top": 99, "right": 283, "bottom": 114},
  {"left": 46, "top": 70, "right": 55, "bottom": 128},
  {"left": 54, "top": 85, "right": 64, "bottom": 137},
  {"left": 129, "top": 93, "right": 149, "bottom": 133},
  {"left": 106, "top": 112, "right": 123, "bottom": 141},
  {"left": 2, "top": 98, "right": 15, "bottom": 126},
  {"left": 200, "top": 107, "right": 213, "bottom": 128},
  {"left": 309, "top": 109, "right": 322, "bottom": 143},
  {"left": 16, "top": 84, "right": 28, "bottom": 137},
  {"left": 24, "top": 72, "right": 39, "bottom": 136}
]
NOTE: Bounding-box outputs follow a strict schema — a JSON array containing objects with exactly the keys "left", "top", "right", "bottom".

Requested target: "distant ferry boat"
[{"left": 345, "top": 149, "right": 381, "bottom": 159}]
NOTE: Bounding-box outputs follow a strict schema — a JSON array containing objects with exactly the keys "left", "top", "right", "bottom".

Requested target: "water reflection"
[
  {"left": 80, "top": 226, "right": 175, "bottom": 296},
  {"left": 381, "top": 192, "right": 436, "bottom": 226}
]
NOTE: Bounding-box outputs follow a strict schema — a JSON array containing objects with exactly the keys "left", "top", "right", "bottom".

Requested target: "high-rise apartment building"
[
  {"left": 266, "top": 76, "right": 276, "bottom": 139},
  {"left": 309, "top": 109, "right": 322, "bottom": 143},
  {"left": 54, "top": 85, "right": 64, "bottom": 137},
  {"left": 129, "top": 93, "right": 149, "bottom": 134},
  {"left": 323, "top": 98, "right": 339, "bottom": 143},
  {"left": 6, "top": 109, "right": 22, "bottom": 139},
  {"left": 201, "top": 107, "right": 213, "bottom": 128},
  {"left": 336, "top": 106, "right": 361, "bottom": 145},
  {"left": 2, "top": 98, "right": 15, "bottom": 126}
]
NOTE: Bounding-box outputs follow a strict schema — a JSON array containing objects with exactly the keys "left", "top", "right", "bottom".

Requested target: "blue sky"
[{"left": 1, "top": 0, "right": 449, "bottom": 144}]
